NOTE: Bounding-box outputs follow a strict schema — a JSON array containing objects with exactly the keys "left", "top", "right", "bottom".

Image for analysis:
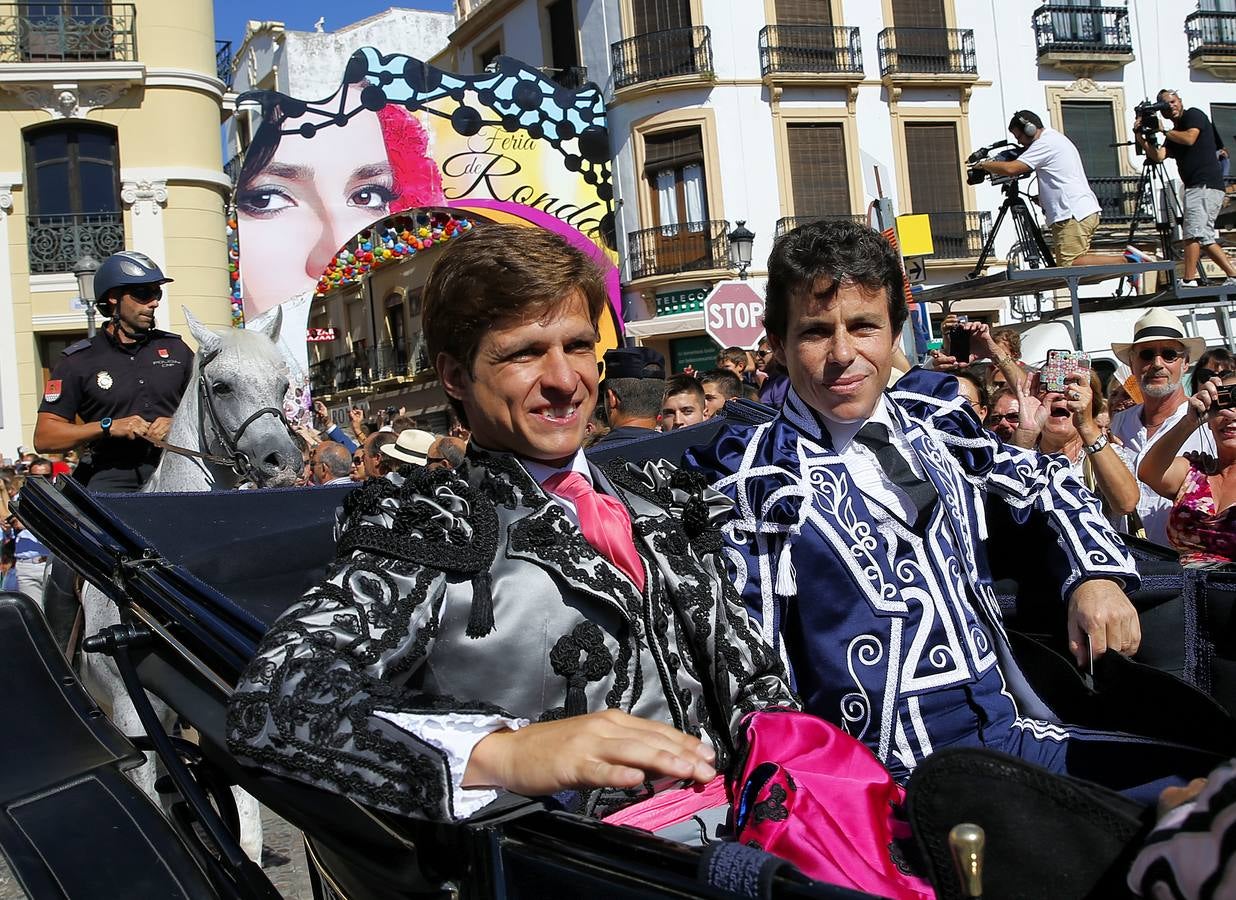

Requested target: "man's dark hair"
[
  {"left": 390, "top": 416, "right": 417, "bottom": 433},
  {"left": 365, "top": 431, "right": 397, "bottom": 455},
  {"left": 663, "top": 373, "right": 705, "bottom": 405},
  {"left": 956, "top": 370, "right": 990, "bottom": 410},
  {"left": 605, "top": 377, "right": 666, "bottom": 421},
  {"left": 29, "top": 457, "right": 52, "bottom": 471},
  {"left": 742, "top": 383, "right": 760, "bottom": 402},
  {"left": 1198, "top": 347, "right": 1235, "bottom": 370},
  {"left": 764, "top": 220, "right": 908, "bottom": 340},
  {"left": 700, "top": 368, "right": 742, "bottom": 399},
  {"left": 1009, "top": 110, "right": 1043, "bottom": 133},
  {"left": 423, "top": 223, "right": 610, "bottom": 425},
  {"left": 718, "top": 347, "right": 747, "bottom": 369}
]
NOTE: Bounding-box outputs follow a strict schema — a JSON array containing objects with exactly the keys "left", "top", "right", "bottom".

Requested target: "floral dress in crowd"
[{"left": 1166, "top": 460, "right": 1236, "bottom": 566}]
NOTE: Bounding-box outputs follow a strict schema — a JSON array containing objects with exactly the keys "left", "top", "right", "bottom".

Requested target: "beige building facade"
[{"left": 0, "top": 0, "right": 232, "bottom": 456}]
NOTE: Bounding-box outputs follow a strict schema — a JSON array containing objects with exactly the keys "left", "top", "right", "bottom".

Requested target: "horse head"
[{"left": 183, "top": 308, "right": 302, "bottom": 487}]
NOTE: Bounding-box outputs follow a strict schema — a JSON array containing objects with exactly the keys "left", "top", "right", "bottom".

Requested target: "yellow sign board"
[{"left": 895, "top": 214, "right": 934, "bottom": 258}]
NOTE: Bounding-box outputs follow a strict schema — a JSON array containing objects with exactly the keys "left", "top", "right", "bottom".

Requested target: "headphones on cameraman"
[{"left": 1014, "top": 112, "right": 1038, "bottom": 138}]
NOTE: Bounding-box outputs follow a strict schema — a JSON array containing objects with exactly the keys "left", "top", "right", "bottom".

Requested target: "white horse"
[{"left": 80, "top": 308, "right": 303, "bottom": 863}]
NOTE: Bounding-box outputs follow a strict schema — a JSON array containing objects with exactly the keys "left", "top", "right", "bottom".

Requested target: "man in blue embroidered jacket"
[{"left": 687, "top": 220, "right": 1215, "bottom": 802}]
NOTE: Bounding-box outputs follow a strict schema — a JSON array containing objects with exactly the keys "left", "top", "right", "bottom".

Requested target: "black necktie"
[{"left": 853, "top": 422, "right": 937, "bottom": 526}]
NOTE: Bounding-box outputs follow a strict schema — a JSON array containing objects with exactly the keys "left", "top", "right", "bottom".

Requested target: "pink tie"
[{"left": 543, "top": 470, "right": 646, "bottom": 593}]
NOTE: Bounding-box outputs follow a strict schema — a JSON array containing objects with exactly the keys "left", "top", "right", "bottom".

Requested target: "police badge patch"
[
  {"left": 96, "top": 371, "right": 113, "bottom": 390},
  {"left": 43, "top": 379, "right": 61, "bottom": 402}
]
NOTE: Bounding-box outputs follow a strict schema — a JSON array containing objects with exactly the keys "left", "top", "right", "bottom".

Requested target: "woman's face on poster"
[{"left": 237, "top": 89, "right": 393, "bottom": 317}]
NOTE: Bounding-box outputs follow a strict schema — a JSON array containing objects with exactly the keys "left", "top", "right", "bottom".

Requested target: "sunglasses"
[
  {"left": 987, "top": 412, "right": 1020, "bottom": 424},
  {"left": 1137, "top": 347, "right": 1184, "bottom": 363},
  {"left": 127, "top": 285, "right": 163, "bottom": 303},
  {"left": 352, "top": 455, "right": 364, "bottom": 465}
]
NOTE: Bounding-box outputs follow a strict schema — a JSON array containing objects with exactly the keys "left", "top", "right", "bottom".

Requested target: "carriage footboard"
[{"left": 0, "top": 592, "right": 219, "bottom": 900}]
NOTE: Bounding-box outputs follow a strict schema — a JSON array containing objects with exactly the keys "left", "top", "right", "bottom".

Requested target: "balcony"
[
  {"left": 877, "top": 27, "right": 977, "bottom": 86},
  {"left": 775, "top": 214, "right": 868, "bottom": 238},
  {"left": 0, "top": 3, "right": 137, "bottom": 62},
  {"left": 216, "top": 39, "right": 233, "bottom": 89},
  {"left": 626, "top": 220, "right": 729, "bottom": 281},
  {"left": 923, "top": 211, "right": 991, "bottom": 261},
  {"left": 550, "top": 65, "right": 589, "bottom": 90},
  {"left": 1187, "top": 11, "right": 1236, "bottom": 78},
  {"left": 611, "top": 26, "right": 713, "bottom": 93},
  {"left": 1033, "top": 5, "right": 1133, "bottom": 75},
  {"left": 27, "top": 212, "right": 124, "bottom": 275},
  {"left": 309, "top": 358, "right": 337, "bottom": 397},
  {"left": 759, "top": 25, "right": 863, "bottom": 81}
]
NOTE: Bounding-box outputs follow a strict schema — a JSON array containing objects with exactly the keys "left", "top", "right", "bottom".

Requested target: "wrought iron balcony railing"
[
  {"left": 759, "top": 25, "right": 863, "bottom": 77},
  {"left": 877, "top": 27, "right": 976, "bottom": 77},
  {"left": 775, "top": 214, "right": 868, "bottom": 238},
  {"left": 612, "top": 26, "right": 713, "bottom": 90},
  {"left": 626, "top": 219, "right": 729, "bottom": 281},
  {"left": 27, "top": 212, "right": 125, "bottom": 275},
  {"left": 216, "top": 39, "right": 233, "bottom": 89},
  {"left": 1033, "top": 5, "right": 1133, "bottom": 57},
  {"left": 374, "top": 343, "right": 410, "bottom": 380},
  {"left": 1088, "top": 176, "right": 1153, "bottom": 225},
  {"left": 550, "top": 65, "right": 589, "bottom": 90},
  {"left": 0, "top": 3, "right": 137, "bottom": 62},
  {"left": 309, "top": 358, "right": 337, "bottom": 396},
  {"left": 1186, "top": 11, "right": 1236, "bottom": 58},
  {"left": 924, "top": 211, "right": 991, "bottom": 260}
]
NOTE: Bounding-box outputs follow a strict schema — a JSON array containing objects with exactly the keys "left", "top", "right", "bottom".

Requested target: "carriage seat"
[{"left": 0, "top": 592, "right": 218, "bottom": 899}]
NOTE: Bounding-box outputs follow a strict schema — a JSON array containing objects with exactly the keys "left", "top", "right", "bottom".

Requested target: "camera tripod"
[
  {"left": 967, "top": 176, "right": 1055, "bottom": 280},
  {"left": 1121, "top": 154, "right": 1182, "bottom": 263}
]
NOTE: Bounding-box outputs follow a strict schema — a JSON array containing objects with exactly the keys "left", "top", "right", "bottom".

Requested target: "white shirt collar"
[
  {"left": 522, "top": 448, "right": 592, "bottom": 489},
  {"left": 819, "top": 396, "right": 898, "bottom": 451}
]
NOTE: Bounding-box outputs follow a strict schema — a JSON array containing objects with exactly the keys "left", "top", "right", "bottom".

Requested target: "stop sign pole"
[{"left": 703, "top": 280, "right": 766, "bottom": 349}]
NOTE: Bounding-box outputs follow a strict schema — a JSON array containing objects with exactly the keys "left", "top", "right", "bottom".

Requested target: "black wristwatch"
[{"left": 100, "top": 417, "right": 113, "bottom": 436}]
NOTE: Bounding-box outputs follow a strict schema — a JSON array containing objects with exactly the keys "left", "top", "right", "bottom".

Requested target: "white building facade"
[{"left": 446, "top": 0, "right": 1236, "bottom": 368}]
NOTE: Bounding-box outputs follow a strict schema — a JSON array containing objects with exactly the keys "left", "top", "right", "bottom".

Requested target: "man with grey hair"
[
  {"left": 309, "top": 441, "right": 354, "bottom": 486},
  {"left": 1110, "top": 309, "right": 1216, "bottom": 545},
  {"left": 592, "top": 347, "right": 667, "bottom": 446}
]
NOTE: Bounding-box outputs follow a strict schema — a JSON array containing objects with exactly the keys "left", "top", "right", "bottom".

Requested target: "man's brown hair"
[
  {"left": 718, "top": 347, "right": 748, "bottom": 369},
  {"left": 423, "top": 224, "right": 610, "bottom": 424}
]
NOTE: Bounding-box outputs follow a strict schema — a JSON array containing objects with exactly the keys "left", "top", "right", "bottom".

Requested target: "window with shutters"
[
  {"left": 884, "top": 0, "right": 960, "bottom": 75},
  {"left": 1059, "top": 101, "right": 1126, "bottom": 220},
  {"left": 1212, "top": 104, "right": 1236, "bottom": 156},
  {"left": 22, "top": 121, "right": 124, "bottom": 273},
  {"left": 773, "top": 0, "right": 832, "bottom": 26},
  {"left": 630, "top": 0, "right": 691, "bottom": 33},
  {"left": 786, "top": 123, "right": 851, "bottom": 218},
  {"left": 903, "top": 121, "right": 977, "bottom": 258},
  {"left": 644, "top": 129, "right": 709, "bottom": 233}
]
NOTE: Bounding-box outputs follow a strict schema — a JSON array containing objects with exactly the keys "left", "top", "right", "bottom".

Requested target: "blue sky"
[{"left": 213, "top": 1, "right": 454, "bottom": 48}]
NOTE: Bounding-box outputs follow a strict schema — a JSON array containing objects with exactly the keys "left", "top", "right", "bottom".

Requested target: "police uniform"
[{"left": 39, "top": 327, "right": 193, "bottom": 492}]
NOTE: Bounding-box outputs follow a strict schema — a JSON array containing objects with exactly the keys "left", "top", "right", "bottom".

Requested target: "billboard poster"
[{"left": 232, "top": 49, "right": 620, "bottom": 400}]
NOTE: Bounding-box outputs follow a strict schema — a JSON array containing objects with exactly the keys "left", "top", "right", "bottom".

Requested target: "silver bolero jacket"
[{"left": 227, "top": 448, "right": 795, "bottom": 821}]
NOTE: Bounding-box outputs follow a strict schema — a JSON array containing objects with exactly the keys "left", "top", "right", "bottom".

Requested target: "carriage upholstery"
[{"left": 0, "top": 592, "right": 217, "bottom": 900}]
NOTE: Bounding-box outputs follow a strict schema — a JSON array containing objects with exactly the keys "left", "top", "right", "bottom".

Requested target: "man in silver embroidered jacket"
[
  {"left": 227, "top": 224, "right": 793, "bottom": 822},
  {"left": 686, "top": 220, "right": 1218, "bottom": 804}
]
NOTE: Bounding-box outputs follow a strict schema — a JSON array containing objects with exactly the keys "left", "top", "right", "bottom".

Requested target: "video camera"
[
  {"left": 965, "top": 141, "right": 1025, "bottom": 186},
  {"left": 1133, "top": 99, "right": 1172, "bottom": 147}
]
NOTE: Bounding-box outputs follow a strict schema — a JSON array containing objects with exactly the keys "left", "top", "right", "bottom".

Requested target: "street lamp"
[
  {"left": 74, "top": 253, "right": 100, "bottom": 337},
  {"left": 728, "top": 220, "right": 755, "bottom": 280}
]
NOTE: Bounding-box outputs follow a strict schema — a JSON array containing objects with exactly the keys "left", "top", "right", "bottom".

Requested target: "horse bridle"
[{"left": 151, "top": 347, "right": 295, "bottom": 484}]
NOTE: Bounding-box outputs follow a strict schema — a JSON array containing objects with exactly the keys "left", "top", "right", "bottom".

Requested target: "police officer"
[{"left": 33, "top": 251, "right": 193, "bottom": 493}]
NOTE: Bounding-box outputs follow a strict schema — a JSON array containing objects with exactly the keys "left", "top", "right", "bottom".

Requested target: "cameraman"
[
  {"left": 1137, "top": 89, "right": 1236, "bottom": 287},
  {"left": 976, "top": 110, "right": 1126, "bottom": 267}
]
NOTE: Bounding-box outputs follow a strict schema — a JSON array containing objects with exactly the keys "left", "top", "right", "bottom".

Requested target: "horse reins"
[{"left": 151, "top": 347, "right": 294, "bottom": 484}]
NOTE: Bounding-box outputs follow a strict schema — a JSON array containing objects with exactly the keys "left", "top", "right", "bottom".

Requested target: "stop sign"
[{"left": 704, "top": 280, "right": 766, "bottom": 349}]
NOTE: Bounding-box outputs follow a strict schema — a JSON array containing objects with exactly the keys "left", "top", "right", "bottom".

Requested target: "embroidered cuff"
[{"left": 374, "top": 711, "right": 528, "bottom": 820}]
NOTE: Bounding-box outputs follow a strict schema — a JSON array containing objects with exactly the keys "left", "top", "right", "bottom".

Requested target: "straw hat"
[
  {"left": 1111, "top": 308, "right": 1206, "bottom": 366},
  {"left": 380, "top": 429, "right": 437, "bottom": 466}
]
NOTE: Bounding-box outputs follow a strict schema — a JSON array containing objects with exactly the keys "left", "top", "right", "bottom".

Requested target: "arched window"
[{"left": 23, "top": 121, "right": 123, "bottom": 273}]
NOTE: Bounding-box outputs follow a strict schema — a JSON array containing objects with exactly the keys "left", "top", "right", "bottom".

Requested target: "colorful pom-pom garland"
[{"left": 315, "top": 212, "right": 473, "bottom": 296}]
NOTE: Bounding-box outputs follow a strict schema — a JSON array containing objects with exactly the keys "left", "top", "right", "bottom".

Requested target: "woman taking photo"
[
  {"left": 1140, "top": 376, "right": 1236, "bottom": 566},
  {"left": 1015, "top": 369, "right": 1139, "bottom": 523}
]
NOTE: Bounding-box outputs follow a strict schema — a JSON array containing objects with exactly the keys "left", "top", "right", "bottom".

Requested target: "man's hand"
[
  {"left": 145, "top": 416, "right": 173, "bottom": 444},
  {"left": 462, "top": 709, "right": 716, "bottom": 796},
  {"left": 348, "top": 407, "right": 364, "bottom": 430},
  {"left": 109, "top": 415, "right": 150, "bottom": 440},
  {"left": 1067, "top": 579, "right": 1141, "bottom": 668},
  {"left": 313, "top": 399, "right": 329, "bottom": 422}
]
